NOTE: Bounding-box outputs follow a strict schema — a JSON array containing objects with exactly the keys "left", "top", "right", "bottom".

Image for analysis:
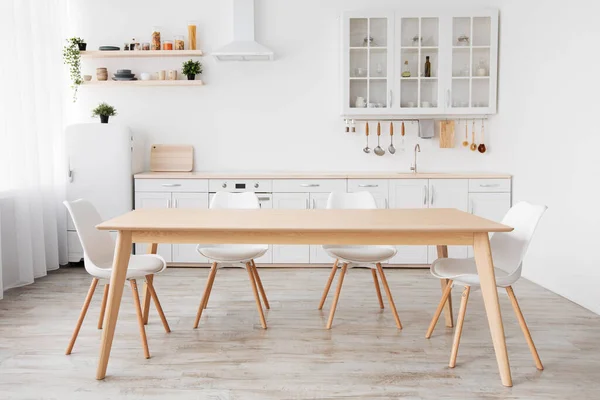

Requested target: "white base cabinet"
[{"left": 134, "top": 176, "right": 511, "bottom": 266}]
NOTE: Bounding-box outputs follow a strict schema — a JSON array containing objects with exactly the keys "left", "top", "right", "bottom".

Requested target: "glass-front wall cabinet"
[
  {"left": 343, "top": 12, "right": 394, "bottom": 115},
  {"left": 341, "top": 10, "right": 498, "bottom": 116}
]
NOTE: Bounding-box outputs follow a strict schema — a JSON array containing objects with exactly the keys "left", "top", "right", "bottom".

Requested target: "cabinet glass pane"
[
  {"left": 452, "top": 47, "right": 470, "bottom": 77},
  {"left": 369, "top": 48, "right": 387, "bottom": 78},
  {"left": 451, "top": 79, "right": 469, "bottom": 108},
  {"left": 349, "top": 80, "right": 367, "bottom": 109},
  {"left": 369, "top": 18, "right": 387, "bottom": 47},
  {"left": 349, "top": 18, "right": 368, "bottom": 47},
  {"left": 400, "top": 79, "right": 418, "bottom": 108},
  {"left": 421, "top": 17, "right": 439, "bottom": 47},
  {"left": 420, "top": 80, "right": 438, "bottom": 108},
  {"left": 369, "top": 80, "right": 387, "bottom": 107},
  {"left": 349, "top": 49, "right": 367, "bottom": 77},
  {"left": 472, "top": 48, "right": 490, "bottom": 77},
  {"left": 401, "top": 18, "right": 419, "bottom": 47},
  {"left": 453, "top": 17, "right": 471, "bottom": 47},
  {"left": 473, "top": 17, "right": 491, "bottom": 46},
  {"left": 471, "top": 79, "right": 490, "bottom": 107}
]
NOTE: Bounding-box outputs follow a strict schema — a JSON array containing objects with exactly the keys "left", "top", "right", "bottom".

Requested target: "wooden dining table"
[{"left": 95, "top": 207, "right": 514, "bottom": 386}]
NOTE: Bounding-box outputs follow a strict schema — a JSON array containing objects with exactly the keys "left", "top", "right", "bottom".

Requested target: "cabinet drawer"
[
  {"left": 272, "top": 179, "right": 346, "bottom": 193},
  {"left": 347, "top": 179, "right": 389, "bottom": 193},
  {"left": 208, "top": 179, "right": 272, "bottom": 192},
  {"left": 469, "top": 179, "right": 511, "bottom": 193},
  {"left": 135, "top": 178, "right": 208, "bottom": 193}
]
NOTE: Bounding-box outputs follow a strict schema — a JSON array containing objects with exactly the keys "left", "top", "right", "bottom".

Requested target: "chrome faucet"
[{"left": 410, "top": 144, "right": 421, "bottom": 173}]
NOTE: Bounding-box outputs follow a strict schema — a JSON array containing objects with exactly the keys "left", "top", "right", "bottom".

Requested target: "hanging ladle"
[
  {"left": 363, "top": 122, "right": 370, "bottom": 153},
  {"left": 374, "top": 122, "right": 385, "bottom": 156},
  {"left": 462, "top": 119, "right": 469, "bottom": 147},
  {"left": 478, "top": 119, "right": 487, "bottom": 153},
  {"left": 388, "top": 122, "right": 396, "bottom": 154},
  {"left": 470, "top": 120, "right": 477, "bottom": 151}
]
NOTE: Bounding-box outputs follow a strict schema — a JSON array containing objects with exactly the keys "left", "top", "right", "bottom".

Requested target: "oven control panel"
[{"left": 208, "top": 179, "right": 272, "bottom": 193}]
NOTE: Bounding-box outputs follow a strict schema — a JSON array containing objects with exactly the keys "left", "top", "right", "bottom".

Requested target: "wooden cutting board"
[
  {"left": 150, "top": 145, "right": 194, "bottom": 172},
  {"left": 439, "top": 121, "right": 455, "bottom": 148}
]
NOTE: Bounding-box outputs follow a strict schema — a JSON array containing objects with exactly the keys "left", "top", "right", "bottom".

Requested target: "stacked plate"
[{"left": 112, "top": 69, "right": 137, "bottom": 81}]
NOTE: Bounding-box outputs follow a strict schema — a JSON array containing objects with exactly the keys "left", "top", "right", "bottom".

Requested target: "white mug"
[
  {"left": 158, "top": 70, "right": 166, "bottom": 80},
  {"left": 355, "top": 96, "right": 366, "bottom": 108},
  {"left": 421, "top": 101, "right": 431, "bottom": 108},
  {"left": 140, "top": 72, "right": 151, "bottom": 81}
]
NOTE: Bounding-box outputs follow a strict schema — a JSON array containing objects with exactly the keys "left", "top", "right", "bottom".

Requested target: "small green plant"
[
  {"left": 92, "top": 102, "right": 117, "bottom": 117},
  {"left": 63, "top": 37, "right": 85, "bottom": 102},
  {"left": 182, "top": 59, "right": 203, "bottom": 76}
]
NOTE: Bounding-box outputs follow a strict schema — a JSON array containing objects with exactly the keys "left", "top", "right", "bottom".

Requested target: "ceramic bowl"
[
  {"left": 83, "top": 75, "right": 92, "bottom": 81},
  {"left": 140, "top": 73, "right": 151, "bottom": 81}
]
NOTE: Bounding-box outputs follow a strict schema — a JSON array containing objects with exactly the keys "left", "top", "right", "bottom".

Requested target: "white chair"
[
  {"left": 426, "top": 201, "right": 547, "bottom": 370},
  {"left": 319, "top": 191, "right": 402, "bottom": 330},
  {"left": 64, "top": 199, "right": 170, "bottom": 359},
  {"left": 194, "top": 192, "right": 270, "bottom": 329}
]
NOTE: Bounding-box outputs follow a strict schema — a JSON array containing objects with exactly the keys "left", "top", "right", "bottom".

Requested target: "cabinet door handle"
[
  {"left": 174, "top": 199, "right": 179, "bottom": 208},
  {"left": 446, "top": 89, "right": 451, "bottom": 107},
  {"left": 161, "top": 183, "right": 182, "bottom": 187},
  {"left": 389, "top": 90, "right": 393, "bottom": 107},
  {"left": 430, "top": 187, "right": 434, "bottom": 205},
  {"left": 167, "top": 199, "right": 172, "bottom": 208},
  {"left": 358, "top": 184, "right": 378, "bottom": 188},
  {"left": 300, "top": 183, "right": 320, "bottom": 187},
  {"left": 312, "top": 199, "right": 316, "bottom": 209},
  {"left": 470, "top": 200, "right": 474, "bottom": 214},
  {"left": 257, "top": 196, "right": 271, "bottom": 201},
  {"left": 305, "top": 198, "right": 309, "bottom": 209},
  {"left": 479, "top": 184, "right": 500, "bottom": 188},
  {"left": 423, "top": 185, "right": 427, "bottom": 205},
  {"left": 385, "top": 198, "right": 389, "bottom": 209}
]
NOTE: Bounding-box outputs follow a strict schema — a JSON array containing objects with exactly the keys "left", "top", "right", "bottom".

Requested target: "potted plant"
[
  {"left": 92, "top": 102, "right": 117, "bottom": 123},
  {"left": 63, "top": 37, "right": 86, "bottom": 102},
  {"left": 182, "top": 59, "right": 202, "bottom": 80}
]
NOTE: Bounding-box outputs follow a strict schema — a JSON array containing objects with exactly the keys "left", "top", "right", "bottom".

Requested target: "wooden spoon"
[
  {"left": 363, "top": 122, "right": 370, "bottom": 153},
  {"left": 388, "top": 122, "right": 396, "bottom": 154},
  {"left": 462, "top": 120, "right": 469, "bottom": 147},
  {"left": 400, "top": 121, "right": 406, "bottom": 151},
  {"left": 469, "top": 120, "right": 477, "bottom": 151},
  {"left": 478, "top": 120, "right": 487, "bottom": 153},
  {"left": 374, "top": 122, "right": 385, "bottom": 156}
]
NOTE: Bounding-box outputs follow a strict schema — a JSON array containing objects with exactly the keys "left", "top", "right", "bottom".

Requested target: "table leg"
[
  {"left": 96, "top": 231, "right": 132, "bottom": 380},
  {"left": 142, "top": 243, "right": 158, "bottom": 325},
  {"left": 436, "top": 245, "right": 453, "bottom": 327},
  {"left": 473, "top": 232, "right": 512, "bottom": 387}
]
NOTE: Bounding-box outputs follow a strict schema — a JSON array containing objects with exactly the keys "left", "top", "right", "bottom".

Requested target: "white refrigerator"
[{"left": 65, "top": 123, "right": 143, "bottom": 262}]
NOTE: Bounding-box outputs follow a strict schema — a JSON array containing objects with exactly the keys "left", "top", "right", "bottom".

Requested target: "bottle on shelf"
[
  {"left": 402, "top": 60, "right": 411, "bottom": 77},
  {"left": 424, "top": 56, "right": 431, "bottom": 77}
]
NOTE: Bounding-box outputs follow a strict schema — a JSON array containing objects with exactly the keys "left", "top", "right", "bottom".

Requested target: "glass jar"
[
  {"left": 163, "top": 40, "right": 173, "bottom": 50},
  {"left": 151, "top": 27, "right": 161, "bottom": 50},
  {"left": 142, "top": 42, "right": 150, "bottom": 51},
  {"left": 174, "top": 35, "right": 184, "bottom": 50},
  {"left": 187, "top": 21, "right": 197, "bottom": 50}
]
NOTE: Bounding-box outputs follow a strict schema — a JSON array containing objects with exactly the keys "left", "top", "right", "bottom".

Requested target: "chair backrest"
[
  {"left": 63, "top": 199, "right": 115, "bottom": 271},
  {"left": 326, "top": 191, "right": 378, "bottom": 209},
  {"left": 490, "top": 201, "right": 547, "bottom": 279},
  {"left": 210, "top": 191, "right": 260, "bottom": 209}
]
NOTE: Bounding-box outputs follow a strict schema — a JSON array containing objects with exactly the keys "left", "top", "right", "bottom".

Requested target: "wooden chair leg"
[
  {"left": 449, "top": 286, "right": 470, "bottom": 368},
  {"left": 251, "top": 260, "right": 270, "bottom": 310},
  {"left": 246, "top": 262, "right": 267, "bottom": 329},
  {"left": 318, "top": 259, "right": 339, "bottom": 310},
  {"left": 194, "top": 262, "right": 217, "bottom": 328},
  {"left": 371, "top": 268, "right": 384, "bottom": 309},
  {"left": 376, "top": 263, "right": 402, "bottom": 329},
  {"left": 130, "top": 279, "right": 150, "bottom": 359},
  {"left": 142, "top": 274, "right": 153, "bottom": 325},
  {"left": 97, "top": 284, "right": 109, "bottom": 329},
  {"left": 326, "top": 263, "right": 348, "bottom": 329},
  {"left": 506, "top": 286, "right": 544, "bottom": 370},
  {"left": 204, "top": 268, "right": 215, "bottom": 310},
  {"left": 426, "top": 279, "right": 454, "bottom": 338},
  {"left": 66, "top": 278, "right": 99, "bottom": 355},
  {"left": 145, "top": 276, "right": 170, "bottom": 333}
]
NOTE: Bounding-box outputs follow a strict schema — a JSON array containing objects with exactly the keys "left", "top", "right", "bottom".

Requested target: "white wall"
[
  {"left": 68, "top": 0, "right": 600, "bottom": 314},
  {"left": 67, "top": 0, "right": 505, "bottom": 173},
  {"left": 493, "top": 0, "right": 600, "bottom": 314}
]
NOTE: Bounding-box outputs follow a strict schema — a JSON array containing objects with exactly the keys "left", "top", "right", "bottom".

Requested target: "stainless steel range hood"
[{"left": 213, "top": 0, "right": 274, "bottom": 61}]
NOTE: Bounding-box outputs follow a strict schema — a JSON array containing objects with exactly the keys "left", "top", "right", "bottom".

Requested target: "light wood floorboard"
[{"left": 0, "top": 267, "right": 599, "bottom": 399}]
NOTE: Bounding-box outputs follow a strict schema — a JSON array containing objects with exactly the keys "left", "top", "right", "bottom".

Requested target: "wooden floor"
[{"left": 1, "top": 266, "right": 599, "bottom": 399}]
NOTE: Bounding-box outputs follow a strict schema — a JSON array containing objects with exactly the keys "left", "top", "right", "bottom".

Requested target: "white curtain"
[{"left": 0, "top": 0, "right": 68, "bottom": 299}]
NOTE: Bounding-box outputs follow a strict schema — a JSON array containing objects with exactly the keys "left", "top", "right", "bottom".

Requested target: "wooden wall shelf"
[
  {"left": 80, "top": 50, "right": 204, "bottom": 58},
  {"left": 82, "top": 80, "right": 204, "bottom": 87}
]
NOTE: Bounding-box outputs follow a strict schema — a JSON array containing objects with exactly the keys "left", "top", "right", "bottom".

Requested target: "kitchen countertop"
[{"left": 134, "top": 172, "right": 511, "bottom": 179}]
